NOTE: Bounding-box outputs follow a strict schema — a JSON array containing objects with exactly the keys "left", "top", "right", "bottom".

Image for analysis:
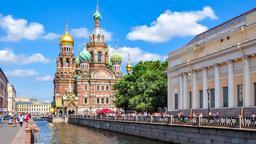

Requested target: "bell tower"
[
  {"left": 54, "top": 21, "right": 76, "bottom": 110},
  {"left": 87, "top": 1, "right": 109, "bottom": 69}
]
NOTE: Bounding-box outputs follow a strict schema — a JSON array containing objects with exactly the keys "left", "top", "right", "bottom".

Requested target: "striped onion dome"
[{"left": 76, "top": 48, "right": 92, "bottom": 64}]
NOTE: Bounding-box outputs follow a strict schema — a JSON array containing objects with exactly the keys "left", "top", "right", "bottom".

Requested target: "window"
[
  {"left": 106, "top": 86, "right": 109, "bottom": 91},
  {"left": 199, "top": 90, "right": 203, "bottom": 108},
  {"left": 98, "top": 51, "right": 102, "bottom": 62},
  {"left": 85, "top": 85, "right": 87, "bottom": 90},
  {"left": 84, "top": 98, "right": 87, "bottom": 104},
  {"left": 210, "top": 89, "right": 215, "bottom": 108},
  {"left": 90, "top": 52, "right": 94, "bottom": 62},
  {"left": 227, "top": 36, "right": 230, "bottom": 40},
  {"left": 101, "top": 98, "right": 104, "bottom": 104},
  {"left": 97, "top": 86, "right": 100, "bottom": 91},
  {"left": 189, "top": 92, "right": 192, "bottom": 109},
  {"left": 174, "top": 93, "right": 178, "bottom": 109},
  {"left": 220, "top": 39, "right": 223, "bottom": 42},
  {"left": 223, "top": 87, "right": 228, "bottom": 107},
  {"left": 101, "top": 86, "right": 104, "bottom": 91},
  {"left": 237, "top": 84, "right": 243, "bottom": 107},
  {"left": 106, "top": 98, "right": 109, "bottom": 104},
  {"left": 97, "top": 98, "right": 100, "bottom": 104}
]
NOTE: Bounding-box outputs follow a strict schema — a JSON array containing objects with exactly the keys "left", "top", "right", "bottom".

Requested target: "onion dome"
[
  {"left": 77, "top": 48, "right": 92, "bottom": 64},
  {"left": 93, "top": 1, "right": 102, "bottom": 20},
  {"left": 126, "top": 53, "right": 132, "bottom": 74},
  {"left": 110, "top": 52, "right": 122, "bottom": 65},
  {"left": 59, "top": 23, "right": 74, "bottom": 45},
  {"left": 126, "top": 64, "right": 132, "bottom": 74},
  {"left": 93, "top": 10, "right": 102, "bottom": 20}
]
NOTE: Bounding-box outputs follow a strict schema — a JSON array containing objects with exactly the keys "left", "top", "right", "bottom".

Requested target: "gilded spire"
[{"left": 65, "top": 18, "right": 69, "bottom": 34}]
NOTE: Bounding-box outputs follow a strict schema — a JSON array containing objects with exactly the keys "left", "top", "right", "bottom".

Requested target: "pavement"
[{"left": 0, "top": 120, "right": 25, "bottom": 144}]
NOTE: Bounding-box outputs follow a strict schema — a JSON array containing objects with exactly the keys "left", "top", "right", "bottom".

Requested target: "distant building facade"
[
  {"left": 16, "top": 97, "right": 37, "bottom": 102},
  {"left": 0, "top": 68, "right": 8, "bottom": 112},
  {"left": 167, "top": 8, "right": 256, "bottom": 116},
  {"left": 16, "top": 100, "right": 51, "bottom": 116},
  {"left": 7, "top": 84, "right": 16, "bottom": 114},
  {"left": 53, "top": 3, "right": 123, "bottom": 115}
]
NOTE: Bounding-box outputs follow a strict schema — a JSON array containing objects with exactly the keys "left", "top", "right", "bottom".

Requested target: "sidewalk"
[{"left": 0, "top": 121, "right": 24, "bottom": 144}]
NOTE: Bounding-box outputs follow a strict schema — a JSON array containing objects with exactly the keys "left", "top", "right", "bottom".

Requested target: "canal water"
[{"left": 35, "top": 121, "right": 168, "bottom": 144}]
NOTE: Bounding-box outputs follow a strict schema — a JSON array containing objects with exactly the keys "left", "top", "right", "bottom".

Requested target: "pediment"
[{"left": 91, "top": 68, "right": 115, "bottom": 79}]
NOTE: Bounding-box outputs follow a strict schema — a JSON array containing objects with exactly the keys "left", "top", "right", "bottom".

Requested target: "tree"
[{"left": 113, "top": 60, "right": 167, "bottom": 112}]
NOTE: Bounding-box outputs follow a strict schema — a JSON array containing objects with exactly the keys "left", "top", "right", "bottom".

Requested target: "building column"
[
  {"left": 179, "top": 74, "right": 183, "bottom": 109},
  {"left": 192, "top": 71, "right": 198, "bottom": 109},
  {"left": 244, "top": 56, "right": 251, "bottom": 107},
  {"left": 183, "top": 74, "right": 188, "bottom": 109},
  {"left": 228, "top": 60, "right": 234, "bottom": 108},
  {"left": 214, "top": 65, "right": 221, "bottom": 108},
  {"left": 203, "top": 68, "right": 208, "bottom": 109},
  {"left": 167, "top": 75, "right": 172, "bottom": 111}
]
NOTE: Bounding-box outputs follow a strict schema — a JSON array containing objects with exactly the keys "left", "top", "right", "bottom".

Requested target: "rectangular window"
[
  {"left": 189, "top": 92, "right": 192, "bottom": 109},
  {"left": 97, "top": 98, "right": 100, "bottom": 104},
  {"left": 106, "top": 98, "right": 109, "bottom": 104},
  {"left": 174, "top": 93, "right": 178, "bottom": 109},
  {"left": 237, "top": 84, "right": 243, "bottom": 107},
  {"left": 101, "top": 98, "right": 104, "bottom": 104},
  {"left": 223, "top": 87, "right": 228, "bottom": 107},
  {"left": 97, "top": 86, "right": 100, "bottom": 91},
  {"left": 199, "top": 90, "right": 203, "bottom": 108},
  {"left": 106, "top": 86, "right": 109, "bottom": 91},
  {"left": 254, "top": 83, "right": 256, "bottom": 106},
  {"left": 210, "top": 89, "right": 215, "bottom": 108},
  {"left": 85, "top": 85, "right": 87, "bottom": 90},
  {"left": 101, "top": 86, "right": 104, "bottom": 91},
  {"left": 84, "top": 98, "right": 87, "bottom": 104}
]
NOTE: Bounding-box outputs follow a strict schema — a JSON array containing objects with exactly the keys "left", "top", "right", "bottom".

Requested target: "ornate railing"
[{"left": 69, "top": 114, "right": 256, "bottom": 129}]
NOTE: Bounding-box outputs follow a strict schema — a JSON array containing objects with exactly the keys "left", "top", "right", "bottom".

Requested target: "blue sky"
[{"left": 0, "top": 0, "right": 255, "bottom": 101}]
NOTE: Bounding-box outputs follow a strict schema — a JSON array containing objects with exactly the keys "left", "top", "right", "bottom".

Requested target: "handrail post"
[
  {"left": 150, "top": 115, "right": 153, "bottom": 123},
  {"left": 236, "top": 115, "right": 242, "bottom": 128}
]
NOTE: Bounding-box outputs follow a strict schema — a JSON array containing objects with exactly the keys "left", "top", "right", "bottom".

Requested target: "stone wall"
[{"left": 69, "top": 118, "right": 256, "bottom": 144}]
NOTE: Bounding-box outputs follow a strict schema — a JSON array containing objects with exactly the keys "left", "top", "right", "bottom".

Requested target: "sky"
[{"left": 0, "top": 0, "right": 255, "bottom": 101}]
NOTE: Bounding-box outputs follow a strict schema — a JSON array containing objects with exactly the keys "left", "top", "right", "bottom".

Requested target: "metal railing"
[{"left": 69, "top": 114, "right": 256, "bottom": 129}]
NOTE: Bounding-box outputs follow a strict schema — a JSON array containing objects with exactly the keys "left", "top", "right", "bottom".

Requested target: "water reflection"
[{"left": 35, "top": 121, "right": 168, "bottom": 144}]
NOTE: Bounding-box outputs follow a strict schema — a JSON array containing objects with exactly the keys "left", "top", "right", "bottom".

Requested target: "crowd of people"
[{"left": 9, "top": 113, "right": 31, "bottom": 127}]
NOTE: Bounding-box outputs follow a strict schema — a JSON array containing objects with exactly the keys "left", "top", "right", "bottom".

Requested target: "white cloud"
[
  {"left": 109, "top": 46, "right": 166, "bottom": 63},
  {"left": 71, "top": 28, "right": 89, "bottom": 39},
  {"left": 6, "top": 69, "right": 38, "bottom": 77},
  {"left": 42, "top": 32, "right": 60, "bottom": 40},
  {"left": 0, "top": 14, "right": 58, "bottom": 42},
  {"left": 127, "top": 6, "right": 218, "bottom": 43},
  {"left": 70, "top": 27, "right": 112, "bottom": 41},
  {"left": 36, "top": 75, "right": 52, "bottom": 81},
  {"left": 0, "top": 49, "right": 49, "bottom": 64}
]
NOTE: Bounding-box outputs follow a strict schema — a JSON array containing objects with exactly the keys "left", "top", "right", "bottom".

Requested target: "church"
[{"left": 52, "top": 3, "right": 131, "bottom": 115}]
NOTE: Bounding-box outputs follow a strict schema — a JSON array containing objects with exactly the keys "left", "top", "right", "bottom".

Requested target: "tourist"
[
  {"left": 18, "top": 113, "right": 24, "bottom": 127},
  {"left": 13, "top": 115, "right": 17, "bottom": 127}
]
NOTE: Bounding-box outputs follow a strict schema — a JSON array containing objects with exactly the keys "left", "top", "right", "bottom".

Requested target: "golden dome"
[
  {"left": 126, "top": 64, "right": 132, "bottom": 73},
  {"left": 59, "top": 22, "right": 74, "bottom": 45},
  {"left": 60, "top": 32, "right": 74, "bottom": 45}
]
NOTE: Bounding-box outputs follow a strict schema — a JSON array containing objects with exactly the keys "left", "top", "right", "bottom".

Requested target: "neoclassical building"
[
  {"left": 0, "top": 68, "right": 8, "bottom": 112},
  {"left": 53, "top": 3, "right": 123, "bottom": 115},
  {"left": 167, "top": 8, "right": 256, "bottom": 116},
  {"left": 7, "top": 84, "right": 16, "bottom": 114}
]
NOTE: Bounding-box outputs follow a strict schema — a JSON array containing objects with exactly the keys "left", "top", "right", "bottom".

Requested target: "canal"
[{"left": 35, "top": 121, "right": 168, "bottom": 144}]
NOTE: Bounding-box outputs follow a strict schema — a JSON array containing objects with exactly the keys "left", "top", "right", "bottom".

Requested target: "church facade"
[{"left": 53, "top": 4, "right": 124, "bottom": 115}]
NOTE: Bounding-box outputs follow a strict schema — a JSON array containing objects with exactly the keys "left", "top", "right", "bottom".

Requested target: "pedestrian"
[
  {"left": 251, "top": 113, "right": 255, "bottom": 126},
  {"left": 18, "top": 113, "right": 24, "bottom": 127},
  {"left": 13, "top": 115, "right": 17, "bottom": 127}
]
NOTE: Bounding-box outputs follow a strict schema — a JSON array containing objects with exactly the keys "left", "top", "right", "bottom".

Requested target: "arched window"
[
  {"left": 90, "top": 51, "right": 94, "bottom": 62},
  {"left": 98, "top": 51, "right": 102, "bottom": 62},
  {"left": 66, "top": 58, "right": 70, "bottom": 67},
  {"left": 60, "top": 58, "right": 63, "bottom": 67}
]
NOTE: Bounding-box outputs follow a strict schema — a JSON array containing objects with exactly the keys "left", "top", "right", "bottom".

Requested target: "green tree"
[{"left": 113, "top": 60, "right": 167, "bottom": 112}]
